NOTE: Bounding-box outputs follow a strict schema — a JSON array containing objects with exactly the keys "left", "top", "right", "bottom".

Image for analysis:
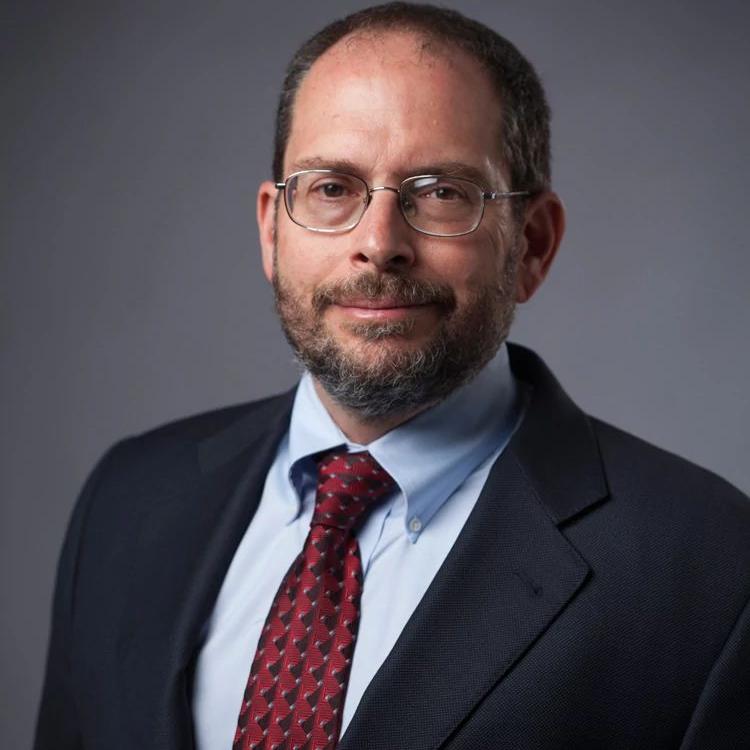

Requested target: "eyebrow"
[
  {"left": 286, "top": 157, "right": 494, "bottom": 189},
  {"left": 288, "top": 157, "right": 362, "bottom": 175}
]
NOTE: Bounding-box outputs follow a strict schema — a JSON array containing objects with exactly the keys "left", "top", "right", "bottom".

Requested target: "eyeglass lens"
[{"left": 284, "top": 171, "right": 485, "bottom": 236}]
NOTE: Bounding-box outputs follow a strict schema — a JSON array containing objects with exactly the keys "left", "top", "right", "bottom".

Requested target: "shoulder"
[
  {"left": 589, "top": 416, "right": 750, "bottom": 567},
  {"left": 592, "top": 416, "right": 749, "bottom": 514},
  {"left": 119, "top": 389, "right": 293, "bottom": 450},
  {"left": 135, "top": 389, "right": 295, "bottom": 444},
  {"left": 91, "top": 389, "right": 296, "bottom": 496}
]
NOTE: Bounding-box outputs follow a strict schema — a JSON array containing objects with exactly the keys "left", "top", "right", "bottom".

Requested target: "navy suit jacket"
[{"left": 35, "top": 344, "right": 750, "bottom": 749}]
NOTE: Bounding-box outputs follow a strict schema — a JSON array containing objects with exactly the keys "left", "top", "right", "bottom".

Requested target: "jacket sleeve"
[
  {"left": 33, "top": 445, "right": 120, "bottom": 750},
  {"left": 679, "top": 590, "right": 750, "bottom": 749}
]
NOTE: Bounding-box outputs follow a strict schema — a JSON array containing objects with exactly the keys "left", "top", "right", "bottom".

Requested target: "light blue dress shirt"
[{"left": 192, "top": 344, "right": 525, "bottom": 749}]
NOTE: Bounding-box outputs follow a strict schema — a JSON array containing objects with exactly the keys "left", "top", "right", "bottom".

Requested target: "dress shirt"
[{"left": 192, "top": 344, "right": 525, "bottom": 749}]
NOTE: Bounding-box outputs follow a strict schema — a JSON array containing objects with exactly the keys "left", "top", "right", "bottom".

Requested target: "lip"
[{"left": 332, "top": 300, "right": 433, "bottom": 320}]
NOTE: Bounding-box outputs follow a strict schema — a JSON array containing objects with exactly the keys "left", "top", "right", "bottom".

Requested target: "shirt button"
[{"left": 409, "top": 516, "right": 422, "bottom": 533}]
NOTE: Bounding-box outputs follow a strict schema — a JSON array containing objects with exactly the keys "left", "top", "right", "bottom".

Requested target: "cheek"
[
  {"left": 471, "top": 224, "right": 518, "bottom": 285},
  {"left": 425, "top": 233, "right": 504, "bottom": 294},
  {"left": 275, "top": 225, "right": 340, "bottom": 288}
]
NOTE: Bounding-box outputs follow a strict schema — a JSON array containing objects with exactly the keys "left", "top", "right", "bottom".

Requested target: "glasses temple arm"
[{"left": 483, "top": 190, "right": 531, "bottom": 200}]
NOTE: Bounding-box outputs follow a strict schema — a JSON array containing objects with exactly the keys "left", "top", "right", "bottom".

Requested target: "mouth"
[
  {"left": 310, "top": 272, "right": 457, "bottom": 325},
  {"left": 333, "top": 298, "right": 435, "bottom": 320}
]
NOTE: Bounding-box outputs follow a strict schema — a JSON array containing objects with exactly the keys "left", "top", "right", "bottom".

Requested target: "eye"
[
  {"left": 409, "top": 177, "right": 471, "bottom": 203},
  {"left": 319, "top": 182, "right": 346, "bottom": 198},
  {"left": 307, "top": 174, "right": 361, "bottom": 201},
  {"left": 431, "top": 185, "right": 463, "bottom": 201}
]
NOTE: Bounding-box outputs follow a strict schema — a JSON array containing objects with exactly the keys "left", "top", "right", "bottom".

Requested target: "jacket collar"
[{"left": 505, "top": 343, "right": 609, "bottom": 524}]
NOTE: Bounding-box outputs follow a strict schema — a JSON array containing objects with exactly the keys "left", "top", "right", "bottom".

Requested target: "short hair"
[{"left": 272, "top": 2, "right": 551, "bottom": 196}]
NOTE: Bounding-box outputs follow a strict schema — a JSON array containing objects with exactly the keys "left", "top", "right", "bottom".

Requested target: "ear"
[
  {"left": 514, "top": 191, "right": 566, "bottom": 303},
  {"left": 257, "top": 180, "right": 279, "bottom": 283}
]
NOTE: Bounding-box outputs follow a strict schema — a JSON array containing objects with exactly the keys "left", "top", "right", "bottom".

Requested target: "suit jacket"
[{"left": 35, "top": 344, "right": 750, "bottom": 749}]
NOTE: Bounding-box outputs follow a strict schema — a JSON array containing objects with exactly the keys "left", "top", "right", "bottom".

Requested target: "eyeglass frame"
[{"left": 274, "top": 168, "right": 530, "bottom": 238}]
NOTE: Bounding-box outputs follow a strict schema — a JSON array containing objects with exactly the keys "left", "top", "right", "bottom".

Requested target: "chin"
[{"left": 336, "top": 316, "right": 432, "bottom": 343}]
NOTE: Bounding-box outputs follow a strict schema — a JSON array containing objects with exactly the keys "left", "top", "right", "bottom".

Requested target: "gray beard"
[{"left": 272, "top": 253, "right": 518, "bottom": 422}]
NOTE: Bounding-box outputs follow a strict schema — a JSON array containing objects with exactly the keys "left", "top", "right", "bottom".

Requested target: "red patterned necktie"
[{"left": 233, "top": 450, "right": 395, "bottom": 750}]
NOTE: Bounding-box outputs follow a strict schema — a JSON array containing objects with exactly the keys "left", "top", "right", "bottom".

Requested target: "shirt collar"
[{"left": 285, "top": 343, "right": 523, "bottom": 541}]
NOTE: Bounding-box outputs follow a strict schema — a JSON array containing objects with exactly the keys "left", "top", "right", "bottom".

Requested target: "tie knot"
[{"left": 311, "top": 451, "right": 395, "bottom": 530}]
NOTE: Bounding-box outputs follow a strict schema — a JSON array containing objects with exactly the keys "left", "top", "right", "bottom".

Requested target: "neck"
[{"left": 312, "top": 379, "right": 435, "bottom": 444}]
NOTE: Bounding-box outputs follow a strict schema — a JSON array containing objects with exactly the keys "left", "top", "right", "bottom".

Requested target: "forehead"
[{"left": 284, "top": 31, "right": 505, "bottom": 182}]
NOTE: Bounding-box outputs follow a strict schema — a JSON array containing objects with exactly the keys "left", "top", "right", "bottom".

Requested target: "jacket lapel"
[
  {"left": 338, "top": 344, "right": 609, "bottom": 750},
  {"left": 118, "top": 392, "right": 294, "bottom": 750}
]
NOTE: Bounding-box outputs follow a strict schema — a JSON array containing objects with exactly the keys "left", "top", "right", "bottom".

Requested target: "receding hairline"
[
  {"left": 293, "top": 25, "right": 502, "bottom": 104},
  {"left": 282, "top": 27, "right": 507, "bottom": 177},
  {"left": 326, "top": 26, "right": 484, "bottom": 65}
]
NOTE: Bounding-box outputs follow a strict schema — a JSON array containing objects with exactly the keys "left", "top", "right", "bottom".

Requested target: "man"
[{"left": 35, "top": 3, "right": 750, "bottom": 749}]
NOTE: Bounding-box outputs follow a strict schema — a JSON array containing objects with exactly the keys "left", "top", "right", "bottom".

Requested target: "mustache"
[{"left": 311, "top": 273, "right": 457, "bottom": 313}]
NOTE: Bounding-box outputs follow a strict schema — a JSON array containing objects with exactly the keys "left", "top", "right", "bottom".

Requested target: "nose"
[{"left": 350, "top": 187, "right": 416, "bottom": 271}]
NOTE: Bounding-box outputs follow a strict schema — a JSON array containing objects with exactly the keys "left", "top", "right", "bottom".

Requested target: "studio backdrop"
[{"left": 2, "top": 1, "right": 748, "bottom": 747}]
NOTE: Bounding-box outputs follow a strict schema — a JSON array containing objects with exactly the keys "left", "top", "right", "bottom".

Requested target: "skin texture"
[{"left": 257, "top": 31, "right": 565, "bottom": 443}]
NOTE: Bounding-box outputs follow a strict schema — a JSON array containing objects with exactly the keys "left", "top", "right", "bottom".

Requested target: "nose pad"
[{"left": 368, "top": 186, "right": 401, "bottom": 197}]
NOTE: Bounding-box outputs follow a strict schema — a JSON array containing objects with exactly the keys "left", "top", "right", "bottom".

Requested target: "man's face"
[{"left": 259, "top": 32, "right": 524, "bottom": 419}]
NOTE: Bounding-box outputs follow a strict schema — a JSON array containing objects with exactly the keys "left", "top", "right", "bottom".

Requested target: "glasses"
[{"left": 275, "top": 169, "right": 529, "bottom": 238}]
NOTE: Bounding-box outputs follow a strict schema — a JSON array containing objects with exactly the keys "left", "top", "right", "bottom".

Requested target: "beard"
[{"left": 272, "top": 245, "right": 519, "bottom": 422}]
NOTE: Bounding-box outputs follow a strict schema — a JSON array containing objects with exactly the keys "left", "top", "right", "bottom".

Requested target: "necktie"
[{"left": 233, "top": 450, "right": 395, "bottom": 750}]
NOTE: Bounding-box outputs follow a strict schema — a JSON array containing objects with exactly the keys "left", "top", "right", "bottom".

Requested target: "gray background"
[{"left": 2, "top": 0, "right": 749, "bottom": 745}]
